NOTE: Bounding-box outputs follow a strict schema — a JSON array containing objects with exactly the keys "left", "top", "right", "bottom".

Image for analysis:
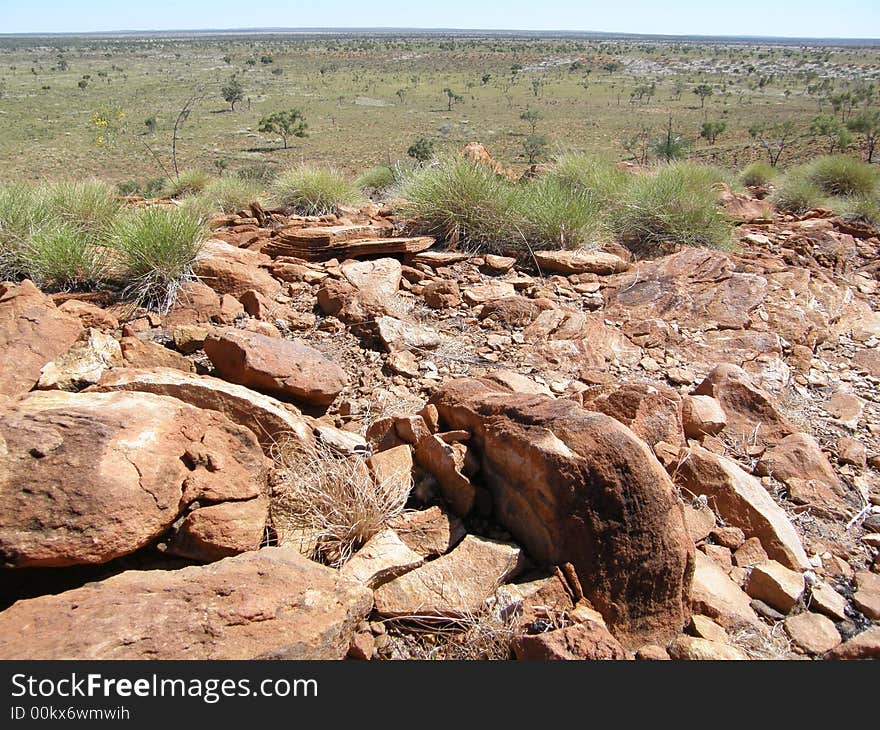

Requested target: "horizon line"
[{"left": 0, "top": 26, "right": 879, "bottom": 43}]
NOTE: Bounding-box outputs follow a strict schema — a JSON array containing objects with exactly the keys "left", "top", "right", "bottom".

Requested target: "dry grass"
[{"left": 269, "top": 438, "right": 411, "bottom": 567}]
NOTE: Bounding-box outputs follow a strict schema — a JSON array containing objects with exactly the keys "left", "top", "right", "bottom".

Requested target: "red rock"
[
  {"left": 0, "top": 390, "right": 266, "bottom": 568},
  {"left": 430, "top": 378, "right": 694, "bottom": 646},
  {"left": 667, "top": 635, "right": 747, "bottom": 660},
  {"left": 57, "top": 299, "right": 119, "bottom": 330},
  {"left": 167, "top": 495, "right": 269, "bottom": 562},
  {"left": 120, "top": 335, "right": 195, "bottom": 372},
  {"left": 682, "top": 395, "right": 727, "bottom": 438},
  {"left": 784, "top": 612, "right": 841, "bottom": 654},
  {"left": 204, "top": 327, "right": 347, "bottom": 407},
  {"left": 386, "top": 505, "right": 466, "bottom": 557},
  {"left": 690, "top": 552, "right": 763, "bottom": 631},
  {"left": 423, "top": 279, "right": 461, "bottom": 309},
  {"left": 674, "top": 446, "right": 810, "bottom": 570},
  {"left": 339, "top": 529, "right": 424, "bottom": 588},
  {"left": 0, "top": 548, "right": 372, "bottom": 659},
  {"left": 853, "top": 571, "right": 880, "bottom": 620},
  {"left": 164, "top": 281, "right": 223, "bottom": 326},
  {"left": 691, "top": 363, "right": 795, "bottom": 448},
  {"left": 635, "top": 644, "right": 670, "bottom": 660},
  {"left": 826, "top": 626, "right": 880, "bottom": 659},
  {"left": 532, "top": 249, "right": 629, "bottom": 276},
  {"left": 745, "top": 560, "right": 805, "bottom": 614},
  {"left": 578, "top": 380, "right": 685, "bottom": 447},
  {"left": 513, "top": 621, "right": 627, "bottom": 660},
  {"left": 733, "top": 537, "right": 769, "bottom": 567},
  {"left": 479, "top": 296, "right": 556, "bottom": 327},
  {"left": 0, "top": 280, "right": 84, "bottom": 397},
  {"left": 414, "top": 434, "right": 477, "bottom": 516},
  {"left": 365, "top": 445, "right": 414, "bottom": 498},
  {"left": 837, "top": 437, "right": 867, "bottom": 468},
  {"left": 192, "top": 240, "right": 281, "bottom": 299},
  {"left": 340, "top": 258, "right": 402, "bottom": 299},
  {"left": 756, "top": 433, "right": 845, "bottom": 507}
]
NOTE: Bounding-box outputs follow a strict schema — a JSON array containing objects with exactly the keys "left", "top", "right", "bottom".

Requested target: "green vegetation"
[
  {"left": 109, "top": 206, "right": 206, "bottom": 310},
  {"left": 199, "top": 176, "right": 263, "bottom": 214},
  {"left": 165, "top": 170, "right": 211, "bottom": 198},
  {"left": 769, "top": 172, "right": 826, "bottom": 214},
  {"left": 610, "top": 162, "right": 733, "bottom": 252},
  {"left": 801, "top": 154, "right": 878, "bottom": 197},
  {"left": 272, "top": 165, "right": 363, "bottom": 215},
  {"left": 835, "top": 195, "right": 880, "bottom": 227},
  {"left": 739, "top": 161, "right": 777, "bottom": 187},
  {"left": 257, "top": 109, "right": 307, "bottom": 149},
  {"left": 355, "top": 165, "right": 396, "bottom": 192},
  {"left": 407, "top": 137, "right": 435, "bottom": 164}
]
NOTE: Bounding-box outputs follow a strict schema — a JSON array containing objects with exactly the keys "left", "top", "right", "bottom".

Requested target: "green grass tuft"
[
  {"left": 272, "top": 165, "right": 364, "bottom": 215},
  {"left": 23, "top": 223, "right": 108, "bottom": 290},
  {"left": 610, "top": 162, "right": 733, "bottom": 253},
  {"left": 200, "top": 176, "right": 264, "bottom": 214},
  {"left": 109, "top": 206, "right": 206, "bottom": 311},
  {"left": 801, "top": 154, "right": 878, "bottom": 197},
  {"left": 769, "top": 171, "right": 826, "bottom": 214},
  {"left": 739, "top": 161, "right": 777, "bottom": 187},
  {"left": 355, "top": 165, "right": 396, "bottom": 192},
  {"left": 165, "top": 170, "right": 212, "bottom": 198}
]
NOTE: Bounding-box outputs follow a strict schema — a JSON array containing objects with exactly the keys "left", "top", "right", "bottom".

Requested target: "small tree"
[
  {"left": 623, "top": 125, "right": 652, "bottom": 165},
  {"left": 810, "top": 114, "right": 852, "bottom": 153},
  {"left": 700, "top": 120, "right": 727, "bottom": 144},
  {"left": 442, "top": 87, "right": 463, "bottom": 111},
  {"left": 144, "top": 116, "right": 158, "bottom": 134},
  {"left": 520, "top": 108, "right": 542, "bottom": 134},
  {"left": 481, "top": 73, "right": 492, "bottom": 85},
  {"left": 523, "top": 134, "right": 548, "bottom": 164},
  {"left": 77, "top": 78, "right": 88, "bottom": 91},
  {"left": 692, "top": 83, "right": 713, "bottom": 108},
  {"left": 396, "top": 88, "right": 407, "bottom": 105},
  {"left": 848, "top": 110, "right": 880, "bottom": 163},
  {"left": 407, "top": 137, "right": 435, "bottom": 164},
  {"left": 258, "top": 109, "right": 308, "bottom": 149},
  {"left": 749, "top": 120, "right": 798, "bottom": 167},
  {"left": 652, "top": 116, "right": 690, "bottom": 162},
  {"left": 221, "top": 75, "right": 244, "bottom": 111}
]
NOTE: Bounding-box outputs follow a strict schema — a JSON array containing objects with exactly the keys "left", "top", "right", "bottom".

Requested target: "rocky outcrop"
[
  {"left": 0, "top": 548, "right": 372, "bottom": 659},
  {"left": 430, "top": 377, "right": 694, "bottom": 645}
]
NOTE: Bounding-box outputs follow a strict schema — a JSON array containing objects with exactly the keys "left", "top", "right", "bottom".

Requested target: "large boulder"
[
  {"left": 0, "top": 390, "right": 266, "bottom": 568},
  {"left": 0, "top": 548, "right": 372, "bottom": 659},
  {"left": 429, "top": 378, "right": 694, "bottom": 645},
  {"left": 93, "top": 367, "right": 312, "bottom": 454},
  {"left": 204, "top": 328, "right": 347, "bottom": 407},
  {"left": 0, "top": 280, "right": 83, "bottom": 397}
]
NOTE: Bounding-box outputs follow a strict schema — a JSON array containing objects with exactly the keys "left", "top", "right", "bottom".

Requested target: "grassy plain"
[{"left": 0, "top": 31, "right": 878, "bottom": 187}]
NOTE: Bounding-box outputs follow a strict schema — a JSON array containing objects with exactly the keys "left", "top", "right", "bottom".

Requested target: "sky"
[{"left": 1, "top": 0, "right": 878, "bottom": 39}]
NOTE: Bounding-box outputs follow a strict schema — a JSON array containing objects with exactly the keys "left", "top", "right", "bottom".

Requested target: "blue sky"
[{"left": 1, "top": 1, "right": 878, "bottom": 39}]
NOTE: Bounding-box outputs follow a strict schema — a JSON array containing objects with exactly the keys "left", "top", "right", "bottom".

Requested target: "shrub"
[
  {"left": 802, "top": 154, "right": 878, "bottom": 197},
  {"left": 739, "top": 161, "right": 777, "bottom": 187},
  {"left": 164, "top": 170, "right": 211, "bottom": 198},
  {"left": 355, "top": 166, "right": 396, "bottom": 191},
  {"left": 109, "top": 206, "right": 206, "bottom": 311},
  {"left": 407, "top": 137, "right": 435, "bottom": 164},
  {"left": 201, "top": 177, "right": 264, "bottom": 214},
  {"left": 610, "top": 161, "right": 733, "bottom": 252},
  {"left": 769, "top": 171, "right": 825, "bottom": 214},
  {"left": 0, "top": 183, "right": 38, "bottom": 279},
  {"left": 272, "top": 165, "right": 363, "bottom": 215},
  {"left": 269, "top": 439, "right": 410, "bottom": 567},
  {"left": 237, "top": 164, "right": 278, "bottom": 184}
]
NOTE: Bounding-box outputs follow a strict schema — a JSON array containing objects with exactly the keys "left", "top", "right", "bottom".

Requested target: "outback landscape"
[{"left": 0, "top": 28, "right": 879, "bottom": 662}]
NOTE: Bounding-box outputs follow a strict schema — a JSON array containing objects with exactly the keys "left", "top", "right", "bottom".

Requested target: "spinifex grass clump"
[
  {"left": 769, "top": 172, "right": 826, "bottom": 214},
  {"left": 200, "top": 176, "right": 264, "bottom": 214},
  {"left": 739, "top": 161, "right": 777, "bottom": 188},
  {"left": 355, "top": 165, "right": 396, "bottom": 192},
  {"left": 834, "top": 195, "right": 880, "bottom": 227},
  {"left": 548, "top": 153, "right": 629, "bottom": 207},
  {"left": 109, "top": 206, "right": 206, "bottom": 311},
  {"left": 24, "top": 223, "right": 108, "bottom": 290},
  {"left": 38, "top": 180, "right": 122, "bottom": 237},
  {"left": 272, "top": 165, "right": 364, "bottom": 215},
  {"left": 517, "top": 175, "right": 607, "bottom": 249},
  {"left": 164, "top": 170, "right": 211, "bottom": 198},
  {"left": 801, "top": 154, "right": 879, "bottom": 197},
  {"left": 0, "top": 183, "right": 38, "bottom": 280},
  {"left": 609, "top": 162, "right": 733, "bottom": 252}
]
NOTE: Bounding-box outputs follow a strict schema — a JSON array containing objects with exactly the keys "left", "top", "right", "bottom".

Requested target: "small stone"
[
  {"left": 784, "top": 612, "right": 841, "bottom": 655},
  {"left": 340, "top": 529, "right": 424, "bottom": 589},
  {"left": 837, "top": 437, "right": 867, "bottom": 469},
  {"left": 733, "top": 537, "right": 769, "bottom": 567},
  {"left": 347, "top": 631, "right": 375, "bottom": 660},
  {"left": 746, "top": 560, "right": 805, "bottom": 614},
  {"left": 690, "top": 614, "right": 728, "bottom": 643},
  {"left": 853, "top": 571, "right": 880, "bottom": 620},
  {"left": 683, "top": 505, "right": 716, "bottom": 543},
  {"left": 682, "top": 395, "right": 727, "bottom": 438},
  {"left": 711, "top": 526, "right": 745, "bottom": 550},
  {"left": 635, "top": 644, "right": 670, "bottom": 660},
  {"left": 809, "top": 581, "right": 849, "bottom": 622},
  {"left": 667, "top": 635, "right": 747, "bottom": 661}
]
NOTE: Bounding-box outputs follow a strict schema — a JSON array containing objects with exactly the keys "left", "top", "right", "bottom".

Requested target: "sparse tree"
[
  {"left": 847, "top": 109, "right": 880, "bottom": 163},
  {"left": 700, "top": 119, "right": 727, "bottom": 144},
  {"left": 144, "top": 115, "right": 158, "bottom": 134},
  {"left": 442, "top": 87, "right": 463, "bottom": 111},
  {"left": 481, "top": 73, "right": 492, "bottom": 85},
  {"left": 407, "top": 136, "right": 435, "bottom": 164},
  {"left": 396, "top": 88, "right": 407, "bottom": 105},
  {"left": 623, "top": 125, "right": 652, "bottom": 165},
  {"left": 748, "top": 120, "right": 799, "bottom": 167},
  {"left": 692, "top": 83, "right": 713, "bottom": 108},
  {"left": 651, "top": 116, "right": 690, "bottom": 161},
  {"left": 77, "top": 78, "right": 88, "bottom": 91},
  {"left": 523, "top": 134, "right": 548, "bottom": 164},
  {"left": 258, "top": 109, "right": 308, "bottom": 149},
  {"left": 520, "top": 108, "right": 542, "bottom": 134},
  {"left": 810, "top": 114, "right": 852, "bottom": 153},
  {"left": 221, "top": 75, "right": 244, "bottom": 110}
]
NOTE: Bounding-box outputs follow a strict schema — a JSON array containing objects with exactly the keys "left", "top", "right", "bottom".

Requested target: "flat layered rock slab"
[
  {"left": 0, "top": 548, "right": 372, "bottom": 660},
  {"left": 266, "top": 235, "right": 434, "bottom": 262},
  {"left": 373, "top": 535, "right": 524, "bottom": 619}
]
